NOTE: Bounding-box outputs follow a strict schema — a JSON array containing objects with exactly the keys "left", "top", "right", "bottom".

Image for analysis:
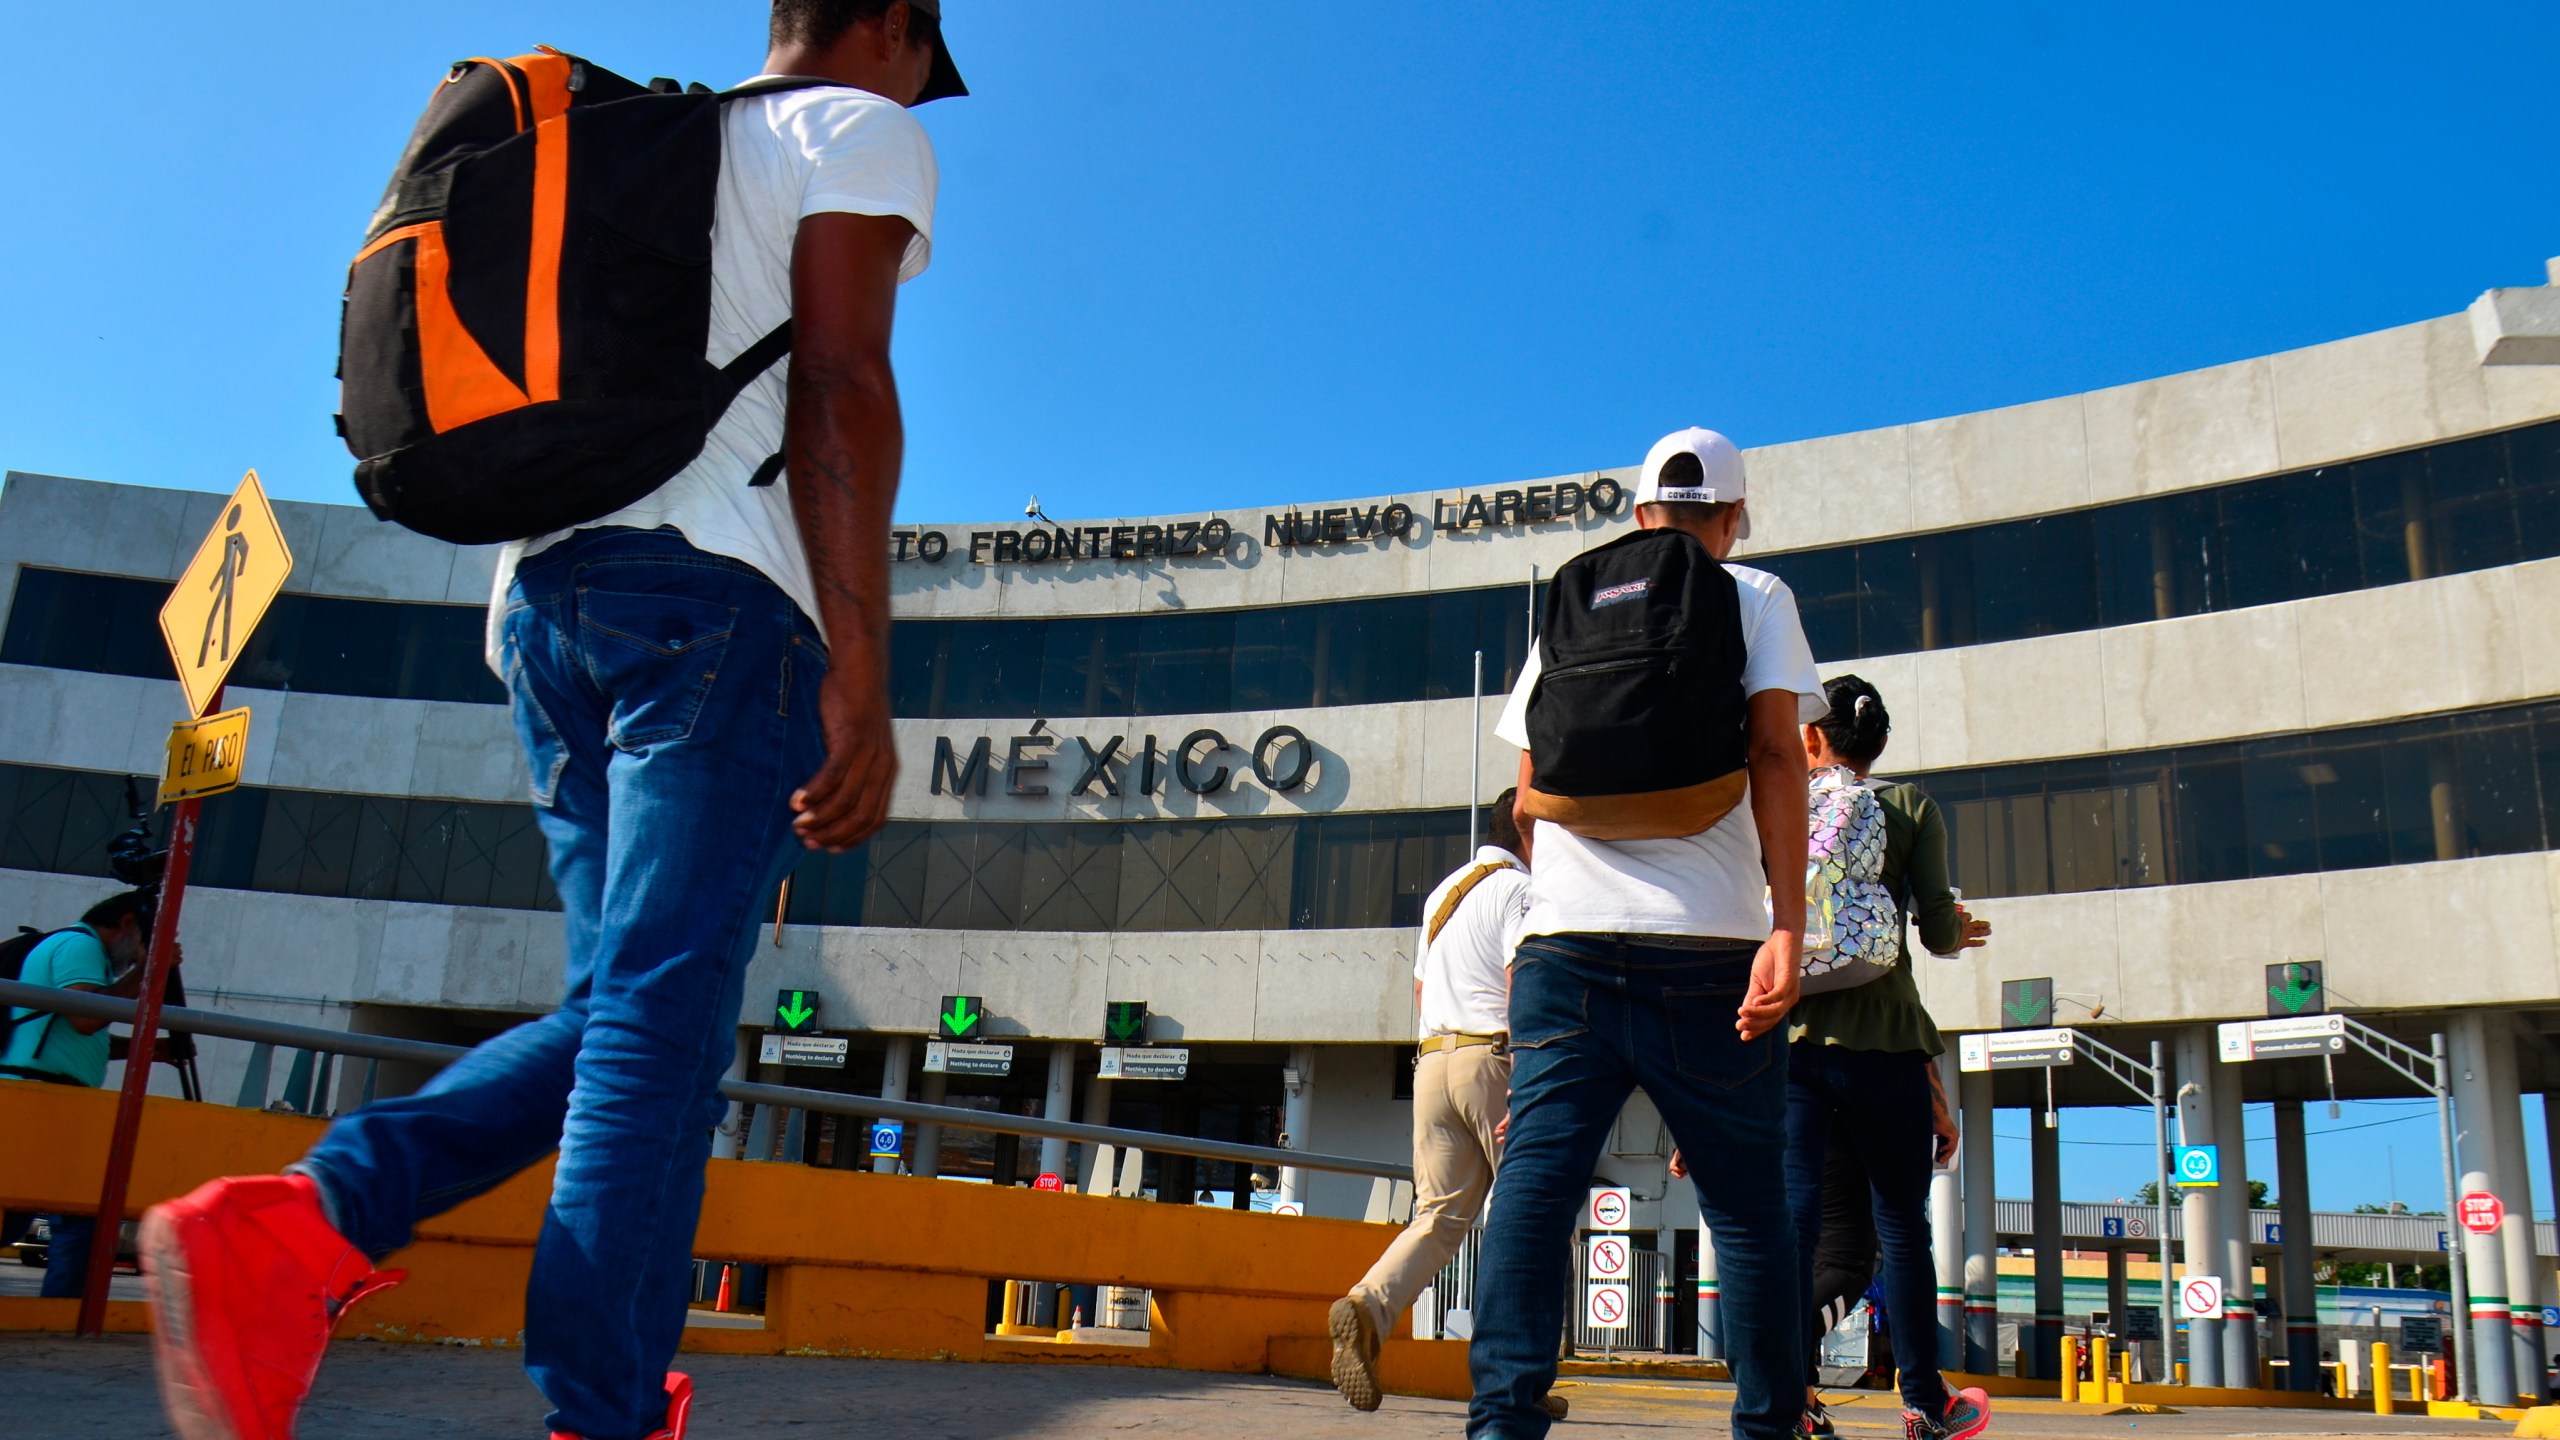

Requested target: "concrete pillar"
[
  {"left": 911, "top": 1071, "right": 949, "bottom": 1178},
  {"left": 2174, "top": 1026, "right": 2225, "bottom": 1387},
  {"left": 2452, "top": 1011, "right": 2516, "bottom": 1404},
  {"left": 874, "top": 1036, "right": 912, "bottom": 1175},
  {"left": 2213, "top": 1072, "right": 2257, "bottom": 1385},
  {"left": 2273, "top": 1100, "right": 2320, "bottom": 1391},
  {"left": 2487, "top": 1022, "right": 2545, "bottom": 1401},
  {"left": 2031, "top": 1108, "right": 2064, "bottom": 1380},
  {"left": 1280, "top": 1043, "right": 1315, "bottom": 1208},
  {"left": 1695, "top": 1227, "right": 1723, "bottom": 1361},
  {"left": 1036, "top": 1042, "right": 1077, "bottom": 1180},
  {"left": 1959, "top": 1067, "right": 1998, "bottom": 1373},
  {"left": 1079, "top": 1071, "right": 1115, "bottom": 1188},
  {"left": 1932, "top": 1051, "right": 1966, "bottom": 1371},
  {"left": 2466, "top": 1167, "right": 2519, "bottom": 1405}
]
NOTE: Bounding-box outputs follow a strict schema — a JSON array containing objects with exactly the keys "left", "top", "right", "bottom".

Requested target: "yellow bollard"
[
  {"left": 2090, "top": 1336, "right": 2112, "bottom": 1404},
  {"left": 2117, "top": 1350, "right": 2132, "bottom": 1402},
  {"left": 2372, "top": 1342, "right": 2395, "bottom": 1415},
  {"left": 2174, "top": 1359, "right": 2188, "bottom": 1384},
  {"left": 2409, "top": 1362, "right": 2424, "bottom": 1401},
  {"left": 2060, "top": 1336, "right": 2081, "bottom": 1402}
]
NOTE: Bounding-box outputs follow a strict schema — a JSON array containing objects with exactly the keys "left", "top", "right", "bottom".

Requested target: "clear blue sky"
[
  {"left": 3, "top": 2, "right": 2557, "bottom": 523},
  {"left": 4, "top": 4, "right": 2556, "bottom": 1215}
]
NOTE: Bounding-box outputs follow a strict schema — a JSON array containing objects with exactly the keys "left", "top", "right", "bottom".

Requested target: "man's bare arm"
[
  {"left": 1735, "top": 688, "right": 1809, "bottom": 1039},
  {"left": 785, "top": 211, "right": 913, "bottom": 852}
]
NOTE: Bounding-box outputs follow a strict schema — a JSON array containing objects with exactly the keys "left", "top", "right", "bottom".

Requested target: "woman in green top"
[{"left": 1786, "top": 674, "right": 1990, "bottom": 1439}]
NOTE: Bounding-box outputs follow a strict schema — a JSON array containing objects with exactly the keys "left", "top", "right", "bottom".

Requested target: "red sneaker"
[
  {"left": 140, "top": 1174, "right": 405, "bottom": 1440},
  {"left": 551, "top": 1372, "right": 695, "bottom": 1440}
]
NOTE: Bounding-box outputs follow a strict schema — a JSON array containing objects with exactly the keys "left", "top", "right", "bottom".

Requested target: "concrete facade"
[{"left": 8, "top": 268, "right": 2560, "bottom": 1320}]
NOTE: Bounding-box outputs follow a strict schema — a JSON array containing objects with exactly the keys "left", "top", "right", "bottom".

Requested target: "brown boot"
[
  {"left": 1328, "top": 1296, "right": 1383, "bottom": 1411},
  {"left": 1541, "top": 1392, "right": 1570, "bottom": 1421}
]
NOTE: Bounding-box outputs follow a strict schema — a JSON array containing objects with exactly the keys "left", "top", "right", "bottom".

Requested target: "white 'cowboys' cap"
[{"left": 1632, "top": 427, "right": 1750, "bottom": 539}]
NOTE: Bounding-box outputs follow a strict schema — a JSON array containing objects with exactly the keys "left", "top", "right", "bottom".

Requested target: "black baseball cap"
[{"left": 907, "top": 0, "right": 968, "bottom": 103}]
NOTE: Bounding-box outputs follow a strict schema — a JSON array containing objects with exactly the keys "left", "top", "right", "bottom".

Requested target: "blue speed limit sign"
[{"left": 2174, "top": 1144, "right": 2219, "bottom": 1187}]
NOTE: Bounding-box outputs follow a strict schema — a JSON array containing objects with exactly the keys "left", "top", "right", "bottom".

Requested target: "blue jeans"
[
  {"left": 300, "top": 528, "right": 825, "bottom": 1440},
  {"left": 40, "top": 1213, "right": 95, "bottom": 1298},
  {"left": 1785, "top": 1043, "right": 1948, "bottom": 1417},
  {"left": 1467, "top": 935, "right": 1800, "bottom": 1440}
]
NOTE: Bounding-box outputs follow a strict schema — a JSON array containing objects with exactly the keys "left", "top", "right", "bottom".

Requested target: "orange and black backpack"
[{"left": 338, "top": 49, "right": 835, "bottom": 545}]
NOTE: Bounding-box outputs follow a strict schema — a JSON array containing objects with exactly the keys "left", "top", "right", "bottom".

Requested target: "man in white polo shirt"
[
  {"left": 1328, "top": 790, "right": 1534, "bottom": 1411},
  {"left": 1467, "top": 428, "right": 1824, "bottom": 1440}
]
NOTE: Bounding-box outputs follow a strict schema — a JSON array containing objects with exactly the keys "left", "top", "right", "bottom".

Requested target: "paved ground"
[{"left": 0, "top": 1337, "right": 2521, "bottom": 1440}]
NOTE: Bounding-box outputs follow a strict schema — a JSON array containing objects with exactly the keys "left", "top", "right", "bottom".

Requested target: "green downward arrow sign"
[
  {"left": 777, "top": 991, "right": 816, "bottom": 1030},
  {"left": 2268, "top": 965, "right": 2322, "bottom": 1015},
  {"left": 941, "top": 995, "right": 981, "bottom": 1037},
  {"left": 2002, "top": 997, "right": 2045, "bottom": 1025}
]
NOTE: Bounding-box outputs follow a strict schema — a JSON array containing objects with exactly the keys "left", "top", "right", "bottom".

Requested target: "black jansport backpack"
[
  {"left": 1520, "top": 528, "right": 1751, "bottom": 840},
  {"left": 338, "top": 49, "right": 836, "bottom": 545}
]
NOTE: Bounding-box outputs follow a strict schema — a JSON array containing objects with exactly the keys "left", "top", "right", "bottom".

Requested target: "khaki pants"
[{"left": 1349, "top": 1043, "right": 1511, "bottom": 1331}]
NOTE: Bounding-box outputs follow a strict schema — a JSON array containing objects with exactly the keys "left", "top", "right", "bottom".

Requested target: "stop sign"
[
  {"left": 1032, "top": 1172, "right": 1065, "bottom": 1192},
  {"left": 2459, "top": 1191, "right": 2505, "bottom": 1233}
]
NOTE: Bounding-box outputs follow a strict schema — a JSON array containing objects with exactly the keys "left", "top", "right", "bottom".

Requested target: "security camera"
[{"left": 1025, "top": 494, "right": 1042, "bottom": 520}]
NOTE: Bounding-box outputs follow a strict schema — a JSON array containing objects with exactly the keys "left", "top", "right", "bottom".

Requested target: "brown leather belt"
[{"left": 1419, "top": 1032, "right": 1508, "bottom": 1056}]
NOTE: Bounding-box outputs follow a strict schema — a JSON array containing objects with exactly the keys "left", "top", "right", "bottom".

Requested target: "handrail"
[{"left": 0, "top": 978, "right": 1410, "bottom": 1182}]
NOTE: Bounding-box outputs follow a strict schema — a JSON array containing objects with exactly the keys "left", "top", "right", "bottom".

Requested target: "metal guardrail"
[{"left": 0, "top": 978, "right": 1411, "bottom": 1183}]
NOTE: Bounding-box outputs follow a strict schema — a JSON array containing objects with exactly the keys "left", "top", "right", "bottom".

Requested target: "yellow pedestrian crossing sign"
[{"left": 160, "top": 470, "right": 293, "bottom": 717}]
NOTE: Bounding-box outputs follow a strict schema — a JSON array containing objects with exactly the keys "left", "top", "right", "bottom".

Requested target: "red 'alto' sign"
[{"left": 2458, "top": 1191, "right": 2504, "bottom": 1233}]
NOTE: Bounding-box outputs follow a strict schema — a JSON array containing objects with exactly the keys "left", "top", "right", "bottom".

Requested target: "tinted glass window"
[
  {"left": 6, "top": 697, "right": 2560, "bottom": 931},
  {"left": 11, "top": 417, "right": 2560, "bottom": 720}
]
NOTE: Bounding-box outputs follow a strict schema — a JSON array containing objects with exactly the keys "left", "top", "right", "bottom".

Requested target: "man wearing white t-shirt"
[
  {"left": 1329, "top": 792, "right": 1534, "bottom": 1411},
  {"left": 1467, "top": 429, "right": 1823, "bottom": 1440},
  {"left": 140, "top": 7, "right": 961, "bottom": 1440}
]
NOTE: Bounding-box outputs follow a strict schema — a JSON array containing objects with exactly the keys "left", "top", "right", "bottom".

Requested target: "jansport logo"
[{"left": 1591, "top": 579, "right": 1651, "bottom": 609}]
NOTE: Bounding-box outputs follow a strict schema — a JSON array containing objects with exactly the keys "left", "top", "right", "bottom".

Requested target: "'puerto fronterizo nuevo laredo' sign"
[{"left": 887, "top": 479, "right": 1629, "bottom": 568}]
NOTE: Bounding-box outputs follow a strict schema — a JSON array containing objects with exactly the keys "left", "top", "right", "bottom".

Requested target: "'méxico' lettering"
[{"left": 929, "top": 727, "right": 1318, "bottom": 799}]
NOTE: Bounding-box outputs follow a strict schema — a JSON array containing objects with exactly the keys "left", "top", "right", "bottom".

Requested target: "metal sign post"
[
  {"left": 2150, "top": 1039, "right": 2174, "bottom": 1377},
  {"left": 78, "top": 469, "right": 293, "bottom": 1337},
  {"left": 1988, "top": 1028, "right": 2172, "bottom": 1380},
  {"left": 76, "top": 711, "right": 214, "bottom": 1336},
  {"left": 2219, "top": 1012, "right": 2472, "bottom": 1401}
]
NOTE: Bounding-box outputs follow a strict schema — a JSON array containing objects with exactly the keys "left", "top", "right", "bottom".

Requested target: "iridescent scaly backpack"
[{"left": 1800, "top": 765, "right": 1903, "bottom": 994}]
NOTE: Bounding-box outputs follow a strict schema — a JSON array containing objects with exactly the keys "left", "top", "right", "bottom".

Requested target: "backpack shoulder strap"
[
  {"left": 720, "top": 75, "right": 855, "bottom": 100},
  {"left": 1425, "top": 861, "right": 1521, "bottom": 946},
  {"left": 2, "top": 928, "right": 76, "bottom": 1047}
]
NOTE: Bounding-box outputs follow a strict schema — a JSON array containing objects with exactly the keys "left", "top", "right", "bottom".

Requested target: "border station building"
[{"left": 7, "top": 260, "right": 2560, "bottom": 1382}]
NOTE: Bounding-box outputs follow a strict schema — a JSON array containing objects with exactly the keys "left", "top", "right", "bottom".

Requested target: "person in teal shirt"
[{"left": 4, "top": 889, "right": 153, "bottom": 1296}]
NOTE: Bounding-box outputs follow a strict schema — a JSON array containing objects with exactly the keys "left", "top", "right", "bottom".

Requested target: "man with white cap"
[{"left": 1468, "top": 428, "right": 1824, "bottom": 1440}]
